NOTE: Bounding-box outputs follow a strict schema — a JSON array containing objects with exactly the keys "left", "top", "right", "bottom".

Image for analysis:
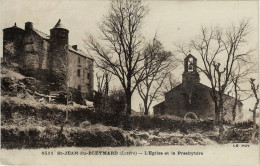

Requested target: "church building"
[{"left": 153, "top": 54, "right": 243, "bottom": 121}]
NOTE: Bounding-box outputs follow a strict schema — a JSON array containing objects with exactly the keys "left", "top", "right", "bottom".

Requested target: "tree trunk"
[
  {"left": 218, "top": 97, "right": 225, "bottom": 143},
  {"left": 219, "top": 94, "right": 225, "bottom": 122},
  {"left": 66, "top": 87, "right": 69, "bottom": 121},
  {"left": 253, "top": 110, "right": 256, "bottom": 124},
  {"left": 105, "top": 73, "right": 109, "bottom": 96},
  {"left": 250, "top": 109, "right": 257, "bottom": 140},
  {"left": 232, "top": 82, "right": 238, "bottom": 121},
  {"left": 249, "top": 79, "right": 259, "bottom": 142},
  {"left": 252, "top": 110, "right": 256, "bottom": 138},
  {"left": 143, "top": 96, "right": 149, "bottom": 115},
  {"left": 144, "top": 104, "right": 149, "bottom": 115},
  {"left": 232, "top": 100, "right": 237, "bottom": 121},
  {"left": 126, "top": 74, "right": 132, "bottom": 116},
  {"left": 219, "top": 103, "right": 224, "bottom": 122},
  {"left": 214, "top": 99, "right": 220, "bottom": 123},
  {"left": 218, "top": 121, "right": 224, "bottom": 143},
  {"left": 215, "top": 109, "right": 220, "bottom": 124},
  {"left": 126, "top": 91, "right": 132, "bottom": 116}
]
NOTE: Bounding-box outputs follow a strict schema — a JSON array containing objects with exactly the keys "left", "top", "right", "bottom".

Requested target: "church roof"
[
  {"left": 197, "top": 83, "right": 242, "bottom": 104},
  {"left": 52, "top": 19, "right": 67, "bottom": 30},
  {"left": 153, "top": 101, "right": 165, "bottom": 108},
  {"left": 185, "top": 54, "right": 197, "bottom": 60}
]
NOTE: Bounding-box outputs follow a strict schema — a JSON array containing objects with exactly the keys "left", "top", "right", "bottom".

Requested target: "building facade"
[
  {"left": 153, "top": 54, "right": 243, "bottom": 121},
  {"left": 3, "top": 20, "right": 94, "bottom": 99}
]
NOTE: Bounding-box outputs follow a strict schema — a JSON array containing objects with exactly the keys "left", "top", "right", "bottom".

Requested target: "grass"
[
  {"left": 0, "top": 96, "right": 216, "bottom": 132},
  {"left": 1, "top": 124, "right": 134, "bottom": 149},
  {"left": 1, "top": 66, "right": 25, "bottom": 79},
  {"left": 1, "top": 96, "right": 258, "bottom": 148},
  {"left": 1, "top": 95, "right": 88, "bottom": 112}
]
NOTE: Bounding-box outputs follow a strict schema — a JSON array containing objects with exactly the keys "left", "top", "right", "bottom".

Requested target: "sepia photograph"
[{"left": 0, "top": 0, "right": 259, "bottom": 165}]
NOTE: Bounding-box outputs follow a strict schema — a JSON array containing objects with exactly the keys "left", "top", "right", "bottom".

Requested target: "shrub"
[
  {"left": 1, "top": 96, "right": 217, "bottom": 132},
  {"left": 1, "top": 124, "right": 135, "bottom": 149}
]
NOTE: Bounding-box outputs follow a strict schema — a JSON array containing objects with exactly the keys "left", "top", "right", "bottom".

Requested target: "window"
[
  {"left": 77, "top": 69, "right": 80, "bottom": 77},
  {"left": 78, "top": 85, "right": 81, "bottom": 90},
  {"left": 87, "top": 73, "right": 90, "bottom": 79}
]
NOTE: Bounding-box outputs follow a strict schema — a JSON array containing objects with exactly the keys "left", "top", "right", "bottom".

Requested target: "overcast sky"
[{"left": 1, "top": 0, "right": 258, "bottom": 118}]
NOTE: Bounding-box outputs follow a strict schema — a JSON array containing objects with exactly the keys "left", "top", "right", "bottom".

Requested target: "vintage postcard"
[{"left": 0, "top": 0, "right": 259, "bottom": 165}]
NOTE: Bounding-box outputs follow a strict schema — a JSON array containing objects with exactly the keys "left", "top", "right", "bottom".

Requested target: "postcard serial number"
[{"left": 42, "top": 151, "right": 54, "bottom": 155}]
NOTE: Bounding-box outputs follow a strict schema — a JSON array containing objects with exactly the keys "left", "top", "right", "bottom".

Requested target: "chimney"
[
  {"left": 25, "top": 22, "right": 33, "bottom": 30},
  {"left": 72, "top": 45, "right": 78, "bottom": 50}
]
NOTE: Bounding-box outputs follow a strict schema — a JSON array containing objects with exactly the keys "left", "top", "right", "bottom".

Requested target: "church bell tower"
[{"left": 182, "top": 54, "right": 200, "bottom": 84}]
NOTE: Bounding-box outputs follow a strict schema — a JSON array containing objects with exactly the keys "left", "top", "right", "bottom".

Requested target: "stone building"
[
  {"left": 3, "top": 20, "right": 94, "bottom": 99},
  {"left": 153, "top": 54, "right": 243, "bottom": 121}
]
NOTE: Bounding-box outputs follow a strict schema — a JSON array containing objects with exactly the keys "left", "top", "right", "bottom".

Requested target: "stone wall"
[
  {"left": 158, "top": 83, "right": 243, "bottom": 121},
  {"left": 86, "top": 58, "right": 94, "bottom": 94},
  {"left": 3, "top": 27, "right": 24, "bottom": 62},
  {"left": 153, "top": 101, "right": 165, "bottom": 115},
  {"left": 22, "top": 30, "right": 49, "bottom": 78},
  {"left": 164, "top": 83, "right": 215, "bottom": 120},
  {"left": 48, "top": 28, "right": 68, "bottom": 85},
  {"left": 3, "top": 22, "right": 94, "bottom": 99},
  {"left": 67, "top": 51, "right": 90, "bottom": 95},
  {"left": 41, "top": 40, "right": 49, "bottom": 70},
  {"left": 222, "top": 96, "right": 243, "bottom": 121}
]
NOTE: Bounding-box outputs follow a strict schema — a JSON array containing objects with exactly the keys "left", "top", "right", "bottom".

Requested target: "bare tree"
[
  {"left": 137, "top": 37, "right": 177, "bottom": 115},
  {"left": 139, "top": 102, "right": 144, "bottom": 116},
  {"left": 94, "top": 69, "right": 112, "bottom": 112},
  {"left": 96, "top": 69, "right": 112, "bottom": 96},
  {"left": 54, "top": 51, "right": 86, "bottom": 120},
  {"left": 230, "top": 61, "right": 254, "bottom": 121},
  {"left": 179, "top": 20, "right": 254, "bottom": 123},
  {"left": 53, "top": 53, "right": 76, "bottom": 138},
  {"left": 249, "top": 78, "right": 259, "bottom": 140},
  {"left": 86, "top": 0, "right": 153, "bottom": 115},
  {"left": 157, "top": 72, "right": 180, "bottom": 100}
]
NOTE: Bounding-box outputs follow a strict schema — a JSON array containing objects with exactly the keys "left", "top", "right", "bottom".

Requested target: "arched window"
[{"left": 188, "top": 58, "right": 194, "bottom": 71}]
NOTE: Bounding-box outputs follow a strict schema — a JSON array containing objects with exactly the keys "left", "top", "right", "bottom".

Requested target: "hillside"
[
  {"left": 1, "top": 64, "right": 258, "bottom": 148},
  {"left": 2, "top": 65, "right": 25, "bottom": 79}
]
